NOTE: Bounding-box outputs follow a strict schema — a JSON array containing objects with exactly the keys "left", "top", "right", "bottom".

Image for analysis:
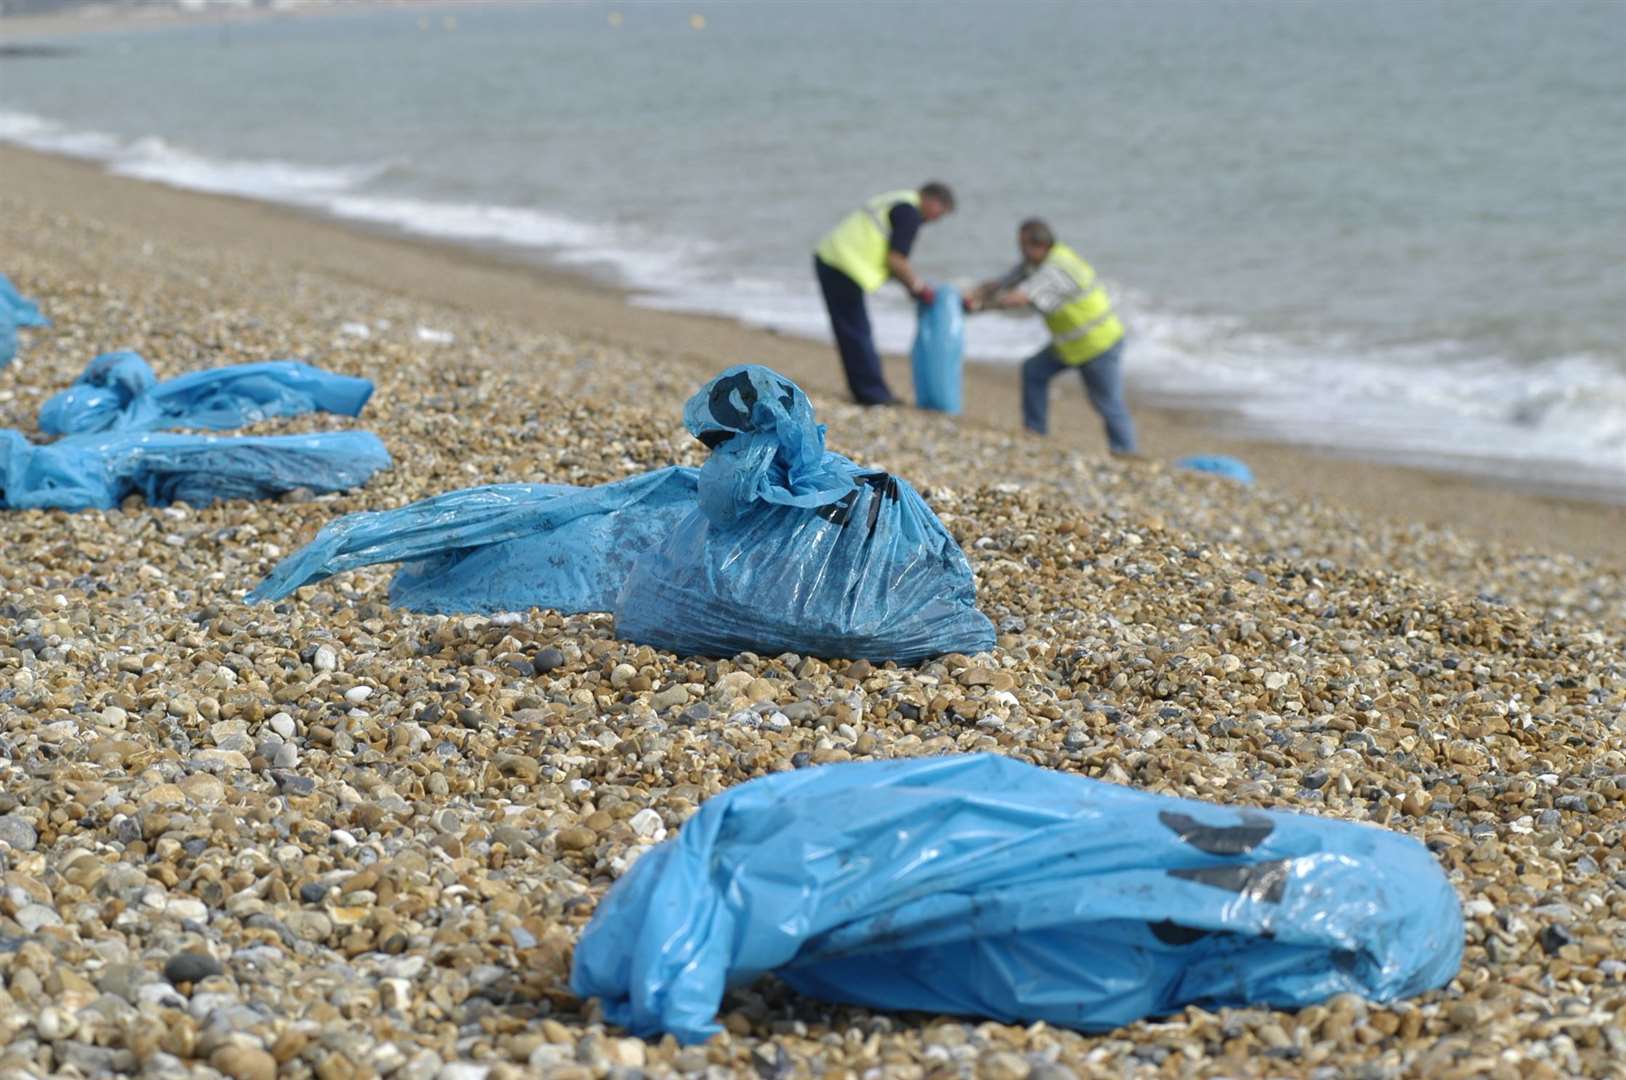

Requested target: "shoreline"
[
  {"left": 2, "top": 139, "right": 1622, "bottom": 565},
  {"left": 0, "top": 0, "right": 508, "bottom": 41}
]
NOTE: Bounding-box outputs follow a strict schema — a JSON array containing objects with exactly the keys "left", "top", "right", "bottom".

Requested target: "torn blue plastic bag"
[
  {"left": 249, "top": 470, "right": 699, "bottom": 615},
  {"left": 38, "top": 351, "right": 374, "bottom": 436},
  {"left": 910, "top": 284, "right": 964, "bottom": 415},
  {"left": 250, "top": 365, "right": 995, "bottom": 663},
  {"left": 1, "top": 273, "right": 49, "bottom": 370},
  {"left": 571, "top": 753, "right": 1463, "bottom": 1044},
  {"left": 1176, "top": 454, "right": 1254, "bottom": 485},
  {"left": 0, "top": 429, "right": 390, "bottom": 511},
  {"left": 0, "top": 275, "right": 48, "bottom": 328}
]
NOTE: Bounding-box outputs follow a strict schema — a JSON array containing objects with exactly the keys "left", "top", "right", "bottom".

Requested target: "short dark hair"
[
  {"left": 920, "top": 181, "right": 955, "bottom": 211},
  {"left": 1018, "top": 218, "right": 1055, "bottom": 248}
]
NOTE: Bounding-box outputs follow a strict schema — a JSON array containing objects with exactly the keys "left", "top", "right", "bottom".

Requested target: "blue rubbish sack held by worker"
[
  {"left": 38, "top": 351, "right": 375, "bottom": 436},
  {"left": 250, "top": 365, "right": 995, "bottom": 664},
  {"left": 910, "top": 284, "right": 964, "bottom": 414},
  {"left": 614, "top": 365, "right": 994, "bottom": 661},
  {"left": 571, "top": 753, "right": 1465, "bottom": 1045}
]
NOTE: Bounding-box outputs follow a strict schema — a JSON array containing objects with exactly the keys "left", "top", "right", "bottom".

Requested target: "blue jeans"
[{"left": 1022, "top": 340, "right": 1137, "bottom": 452}]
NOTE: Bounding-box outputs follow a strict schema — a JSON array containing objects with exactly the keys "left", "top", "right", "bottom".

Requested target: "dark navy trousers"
[{"left": 815, "top": 256, "right": 897, "bottom": 406}]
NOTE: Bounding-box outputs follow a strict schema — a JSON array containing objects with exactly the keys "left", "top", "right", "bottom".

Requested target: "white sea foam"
[{"left": 109, "top": 136, "right": 391, "bottom": 200}]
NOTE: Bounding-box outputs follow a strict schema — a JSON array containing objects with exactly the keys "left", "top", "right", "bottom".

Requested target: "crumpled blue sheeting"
[
  {"left": 0, "top": 429, "right": 391, "bottom": 511},
  {"left": 1176, "top": 454, "right": 1255, "bottom": 485},
  {"left": 571, "top": 754, "right": 1464, "bottom": 1045},
  {"left": 1, "top": 273, "right": 49, "bottom": 370},
  {"left": 910, "top": 283, "right": 965, "bottom": 415},
  {"left": 0, "top": 275, "right": 48, "bottom": 328},
  {"left": 250, "top": 365, "right": 996, "bottom": 663},
  {"left": 247, "top": 469, "right": 699, "bottom": 614},
  {"left": 38, "top": 351, "right": 374, "bottom": 436}
]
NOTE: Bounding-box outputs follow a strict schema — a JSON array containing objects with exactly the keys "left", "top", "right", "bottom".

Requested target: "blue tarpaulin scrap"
[
  {"left": 39, "top": 351, "right": 375, "bottom": 436},
  {"left": 910, "top": 284, "right": 964, "bottom": 415},
  {"left": 0, "top": 429, "right": 391, "bottom": 511},
  {"left": 1, "top": 273, "right": 49, "bottom": 370},
  {"left": 1176, "top": 455, "right": 1255, "bottom": 485},
  {"left": 0, "top": 275, "right": 48, "bottom": 328},
  {"left": 571, "top": 754, "right": 1464, "bottom": 1044},
  {"left": 250, "top": 365, "right": 995, "bottom": 662},
  {"left": 248, "top": 470, "right": 699, "bottom": 615}
]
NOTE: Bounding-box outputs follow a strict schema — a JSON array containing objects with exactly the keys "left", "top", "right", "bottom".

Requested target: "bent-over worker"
[{"left": 814, "top": 182, "right": 955, "bottom": 406}]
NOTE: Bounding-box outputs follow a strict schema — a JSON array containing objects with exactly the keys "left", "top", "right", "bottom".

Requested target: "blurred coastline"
[{"left": 4, "top": 138, "right": 1622, "bottom": 563}]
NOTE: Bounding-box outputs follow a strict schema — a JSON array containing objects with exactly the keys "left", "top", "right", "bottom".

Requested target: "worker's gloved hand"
[
  {"left": 961, "top": 295, "right": 976, "bottom": 314},
  {"left": 915, "top": 284, "right": 937, "bottom": 306}
]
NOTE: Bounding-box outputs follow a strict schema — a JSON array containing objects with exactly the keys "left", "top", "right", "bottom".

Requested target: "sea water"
[{"left": 2, "top": 0, "right": 1622, "bottom": 494}]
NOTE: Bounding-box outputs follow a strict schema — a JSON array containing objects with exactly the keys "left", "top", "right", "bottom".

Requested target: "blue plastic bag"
[
  {"left": 572, "top": 753, "right": 1463, "bottom": 1044},
  {"left": 250, "top": 365, "right": 995, "bottom": 663},
  {"left": 616, "top": 368, "right": 992, "bottom": 660},
  {"left": 910, "top": 284, "right": 964, "bottom": 415},
  {"left": 248, "top": 470, "right": 699, "bottom": 614},
  {"left": 38, "top": 351, "right": 374, "bottom": 436},
  {"left": 0, "top": 429, "right": 390, "bottom": 511},
  {"left": 0, "top": 274, "right": 48, "bottom": 328},
  {"left": 1176, "top": 454, "right": 1255, "bottom": 485},
  {"left": 1, "top": 273, "right": 49, "bottom": 370},
  {"left": 36, "top": 352, "right": 156, "bottom": 432}
]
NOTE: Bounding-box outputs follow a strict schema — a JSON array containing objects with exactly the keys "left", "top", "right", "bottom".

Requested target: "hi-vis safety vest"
[
  {"left": 1043, "top": 243, "right": 1125, "bottom": 365},
  {"left": 815, "top": 189, "right": 921, "bottom": 293}
]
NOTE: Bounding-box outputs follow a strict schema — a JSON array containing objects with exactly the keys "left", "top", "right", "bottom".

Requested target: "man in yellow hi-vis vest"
[
  {"left": 814, "top": 182, "right": 955, "bottom": 405},
  {"left": 968, "top": 218, "right": 1137, "bottom": 453}
]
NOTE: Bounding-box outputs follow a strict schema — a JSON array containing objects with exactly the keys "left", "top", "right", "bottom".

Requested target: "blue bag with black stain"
[
  {"left": 571, "top": 753, "right": 1464, "bottom": 1045},
  {"left": 38, "top": 351, "right": 374, "bottom": 436},
  {"left": 910, "top": 284, "right": 965, "bottom": 415},
  {"left": 250, "top": 365, "right": 995, "bottom": 664},
  {"left": 0, "top": 429, "right": 390, "bottom": 512}
]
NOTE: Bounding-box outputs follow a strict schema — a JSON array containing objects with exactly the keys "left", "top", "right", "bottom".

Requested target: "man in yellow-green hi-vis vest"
[
  {"left": 968, "top": 218, "right": 1137, "bottom": 453},
  {"left": 814, "top": 182, "right": 955, "bottom": 405}
]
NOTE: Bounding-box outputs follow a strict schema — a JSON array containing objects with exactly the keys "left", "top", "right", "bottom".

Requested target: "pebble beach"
[{"left": 3, "top": 145, "right": 1626, "bottom": 1080}]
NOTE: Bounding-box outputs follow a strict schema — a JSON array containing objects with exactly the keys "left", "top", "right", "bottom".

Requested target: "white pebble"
[{"left": 629, "top": 808, "right": 666, "bottom": 841}]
